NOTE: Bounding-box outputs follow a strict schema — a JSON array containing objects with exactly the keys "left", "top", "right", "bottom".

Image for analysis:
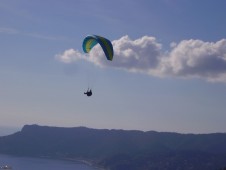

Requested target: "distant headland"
[{"left": 0, "top": 124, "right": 226, "bottom": 170}]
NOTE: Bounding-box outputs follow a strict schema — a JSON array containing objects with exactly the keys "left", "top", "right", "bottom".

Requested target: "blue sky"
[{"left": 1, "top": 0, "right": 226, "bottom": 134}]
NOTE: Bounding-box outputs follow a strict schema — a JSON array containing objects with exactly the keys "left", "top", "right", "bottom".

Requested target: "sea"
[{"left": 0, "top": 154, "right": 97, "bottom": 170}]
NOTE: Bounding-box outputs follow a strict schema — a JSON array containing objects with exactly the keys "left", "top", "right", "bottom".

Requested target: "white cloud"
[
  {"left": 56, "top": 35, "right": 226, "bottom": 83},
  {"left": 56, "top": 35, "right": 162, "bottom": 71},
  {"left": 111, "top": 35, "right": 162, "bottom": 73},
  {"left": 55, "top": 49, "right": 84, "bottom": 63},
  {"left": 158, "top": 39, "right": 226, "bottom": 82}
]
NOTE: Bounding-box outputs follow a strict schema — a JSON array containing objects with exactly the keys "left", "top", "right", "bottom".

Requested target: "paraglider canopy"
[{"left": 82, "top": 35, "right": 114, "bottom": 61}]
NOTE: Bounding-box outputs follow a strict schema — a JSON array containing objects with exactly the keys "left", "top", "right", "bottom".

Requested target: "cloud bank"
[{"left": 56, "top": 35, "right": 226, "bottom": 83}]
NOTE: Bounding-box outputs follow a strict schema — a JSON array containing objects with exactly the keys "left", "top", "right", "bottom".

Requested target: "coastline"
[
  {"left": 67, "top": 158, "right": 107, "bottom": 170},
  {"left": 39, "top": 156, "right": 107, "bottom": 170},
  {"left": 0, "top": 154, "right": 106, "bottom": 170}
]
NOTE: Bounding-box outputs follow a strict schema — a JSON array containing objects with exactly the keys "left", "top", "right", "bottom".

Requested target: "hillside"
[{"left": 0, "top": 124, "right": 226, "bottom": 170}]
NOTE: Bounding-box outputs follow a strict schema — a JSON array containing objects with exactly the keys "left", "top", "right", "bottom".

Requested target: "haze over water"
[{"left": 0, "top": 154, "right": 96, "bottom": 170}]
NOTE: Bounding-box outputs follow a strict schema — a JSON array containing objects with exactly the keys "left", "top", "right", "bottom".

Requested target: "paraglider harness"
[{"left": 84, "top": 89, "right": 92, "bottom": 97}]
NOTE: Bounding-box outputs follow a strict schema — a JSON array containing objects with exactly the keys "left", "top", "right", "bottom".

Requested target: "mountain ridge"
[{"left": 0, "top": 124, "right": 226, "bottom": 170}]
